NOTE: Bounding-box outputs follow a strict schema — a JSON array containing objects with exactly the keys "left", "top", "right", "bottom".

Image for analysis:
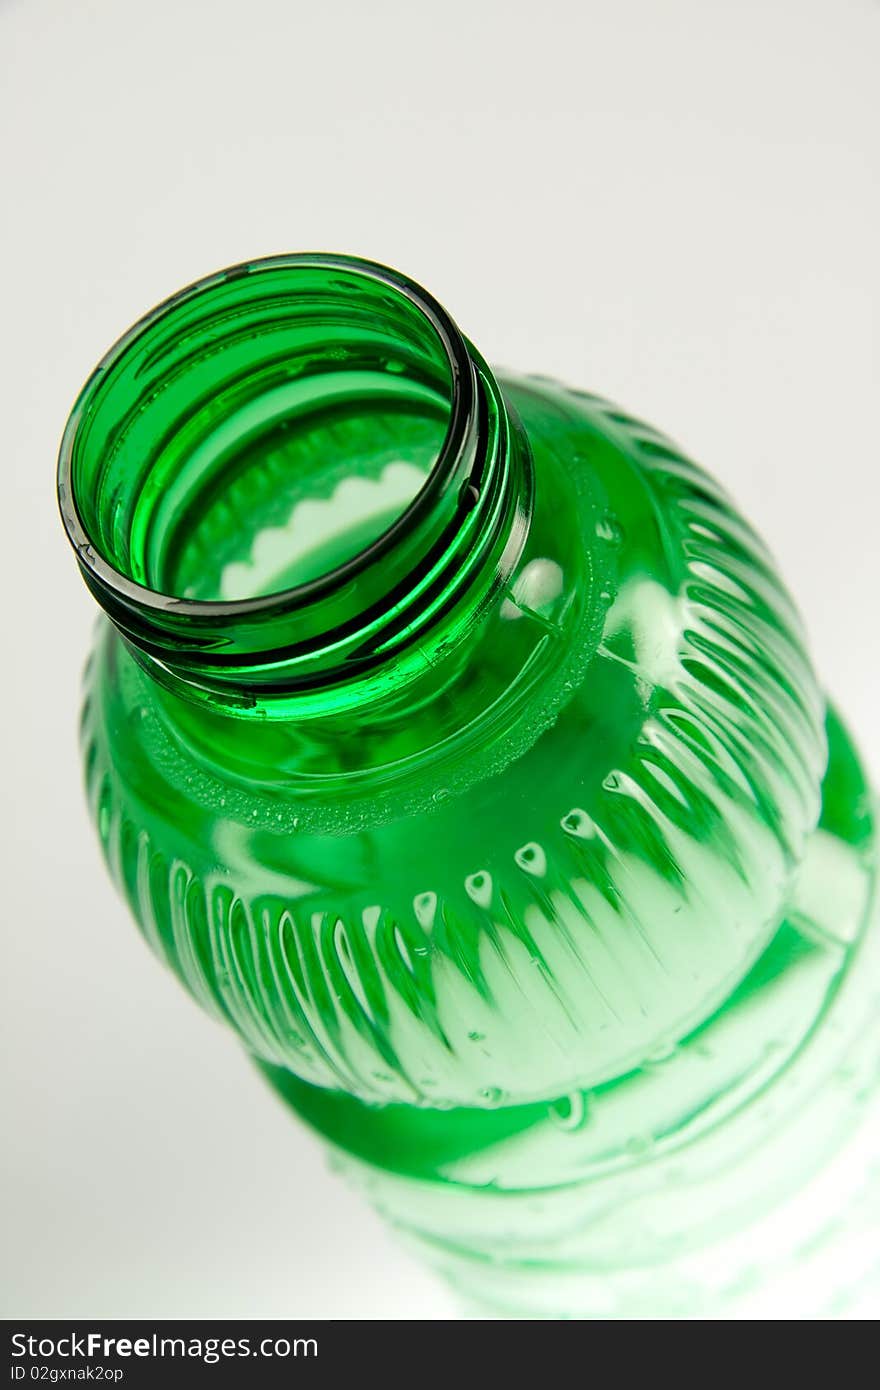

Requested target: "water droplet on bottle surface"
[{"left": 595, "top": 513, "right": 624, "bottom": 546}]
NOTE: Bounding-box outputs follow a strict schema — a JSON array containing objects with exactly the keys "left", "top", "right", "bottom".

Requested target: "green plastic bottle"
[{"left": 58, "top": 255, "right": 879, "bottom": 1318}]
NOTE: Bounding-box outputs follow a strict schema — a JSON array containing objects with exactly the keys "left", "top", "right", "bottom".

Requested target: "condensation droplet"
[
  {"left": 480, "top": 1086, "right": 504, "bottom": 1105},
  {"left": 595, "top": 513, "right": 624, "bottom": 546}
]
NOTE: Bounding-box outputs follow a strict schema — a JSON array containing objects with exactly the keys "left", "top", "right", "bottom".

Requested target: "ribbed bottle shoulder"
[{"left": 81, "top": 382, "right": 831, "bottom": 1107}]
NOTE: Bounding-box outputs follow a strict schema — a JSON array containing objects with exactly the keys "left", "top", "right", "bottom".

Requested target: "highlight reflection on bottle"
[{"left": 58, "top": 255, "right": 880, "bottom": 1318}]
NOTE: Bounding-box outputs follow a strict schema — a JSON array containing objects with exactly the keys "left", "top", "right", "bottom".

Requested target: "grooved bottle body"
[
  {"left": 79, "top": 377, "right": 879, "bottom": 1316},
  {"left": 61, "top": 258, "right": 879, "bottom": 1317}
]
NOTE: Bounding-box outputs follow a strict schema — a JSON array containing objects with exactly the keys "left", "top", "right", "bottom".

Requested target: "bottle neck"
[{"left": 58, "top": 256, "right": 533, "bottom": 716}]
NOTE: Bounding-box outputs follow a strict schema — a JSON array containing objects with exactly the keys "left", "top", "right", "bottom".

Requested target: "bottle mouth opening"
[{"left": 58, "top": 254, "right": 481, "bottom": 626}]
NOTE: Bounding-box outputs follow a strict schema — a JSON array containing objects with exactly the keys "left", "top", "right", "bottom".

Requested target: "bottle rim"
[{"left": 57, "top": 252, "right": 481, "bottom": 625}]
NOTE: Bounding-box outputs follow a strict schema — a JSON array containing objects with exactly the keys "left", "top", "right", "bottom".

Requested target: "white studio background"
[{"left": 1, "top": 0, "right": 877, "bottom": 1319}]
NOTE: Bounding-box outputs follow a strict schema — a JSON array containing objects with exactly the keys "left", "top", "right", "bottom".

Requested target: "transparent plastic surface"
[{"left": 59, "top": 257, "right": 879, "bottom": 1317}]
